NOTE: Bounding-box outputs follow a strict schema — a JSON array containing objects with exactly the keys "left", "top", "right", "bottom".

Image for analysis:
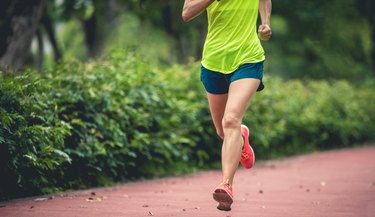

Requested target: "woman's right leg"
[{"left": 206, "top": 93, "right": 228, "bottom": 139}]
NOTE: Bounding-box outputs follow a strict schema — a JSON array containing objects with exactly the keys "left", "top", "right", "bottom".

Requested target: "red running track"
[{"left": 1, "top": 146, "right": 375, "bottom": 217}]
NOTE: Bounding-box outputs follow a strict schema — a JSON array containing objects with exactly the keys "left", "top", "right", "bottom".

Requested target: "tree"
[
  {"left": 60, "top": 0, "right": 119, "bottom": 58},
  {"left": 270, "top": 0, "right": 374, "bottom": 79},
  {"left": 357, "top": 0, "right": 375, "bottom": 65},
  {"left": 0, "top": 0, "right": 45, "bottom": 71},
  {"left": 128, "top": 0, "right": 207, "bottom": 63}
]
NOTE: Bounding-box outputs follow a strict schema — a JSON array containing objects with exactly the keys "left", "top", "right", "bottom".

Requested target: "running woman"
[{"left": 182, "top": 0, "right": 272, "bottom": 211}]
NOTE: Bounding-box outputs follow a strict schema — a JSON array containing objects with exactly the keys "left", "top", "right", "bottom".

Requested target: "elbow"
[
  {"left": 182, "top": 8, "right": 194, "bottom": 22},
  {"left": 182, "top": 11, "right": 192, "bottom": 22}
]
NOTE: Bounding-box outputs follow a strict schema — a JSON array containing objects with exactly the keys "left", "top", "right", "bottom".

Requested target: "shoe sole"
[
  {"left": 241, "top": 125, "right": 255, "bottom": 169},
  {"left": 246, "top": 145, "right": 255, "bottom": 169},
  {"left": 213, "top": 191, "right": 233, "bottom": 211}
]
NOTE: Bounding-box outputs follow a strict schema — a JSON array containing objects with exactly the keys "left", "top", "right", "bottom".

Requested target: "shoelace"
[{"left": 241, "top": 152, "right": 249, "bottom": 159}]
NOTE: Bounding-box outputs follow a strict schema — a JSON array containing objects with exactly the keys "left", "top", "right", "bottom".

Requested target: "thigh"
[
  {"left": 224, "top": 78, "right": 260, "bottom": 120},
  {"left": 206, "top": 92, "right": 228, "bottom": 138}
]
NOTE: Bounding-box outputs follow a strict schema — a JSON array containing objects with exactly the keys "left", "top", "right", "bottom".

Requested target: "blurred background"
[
  {"left": 1, "top": 0, "right": 374, "bottom": 79},
  {"left": 0, "top": 0, "right": 374, "bottom": 200}
]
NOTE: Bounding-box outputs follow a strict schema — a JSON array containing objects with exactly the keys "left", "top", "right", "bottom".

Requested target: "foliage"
[
  {"left": 103, "top": 13, "right": 178, "bottom": 65},
  {"left": 247, "top": 77, "right": 375, "bottom": 159},
  {"left": 1, "top": 51, "right": 374, "bottom": 200},
  {"left": 0, "top": 71, "right": 71, "bottom": 198},
  {"left": 269, "top": 0, "right": 374, "bottom": 80},
  {"left": 0, "top": 51, "right": 219, "bottom": 200},
  {"left": 2, "top": 0, "right": 373, "bottom": 80},
  {"left": 59, "top": 20, "right": 87, "bottom": 62}
]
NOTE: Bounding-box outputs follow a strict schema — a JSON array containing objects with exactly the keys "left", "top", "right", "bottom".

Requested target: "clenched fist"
[{"left": 258, "top": 24, "right": 272, "bottom": 41}]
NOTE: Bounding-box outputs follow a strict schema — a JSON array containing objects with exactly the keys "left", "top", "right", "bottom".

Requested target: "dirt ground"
[{"left": 1, "top": 146, "right": 375, "bottom": 217}]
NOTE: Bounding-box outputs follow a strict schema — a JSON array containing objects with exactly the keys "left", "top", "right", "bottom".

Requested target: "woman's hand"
[
  {"left": 258, "top": 24, "right": 272, "bottom": 41},
  {"left": 258, "top": 0, "right": 272, "bottom": 40}
]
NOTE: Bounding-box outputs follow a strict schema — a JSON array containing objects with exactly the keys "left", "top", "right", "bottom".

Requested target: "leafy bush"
[
  {"left": 1, "top": 51, "right": 374, "bottom": 200},
  {"left": 247, "top": 78, "right": 375, "bottom": 158},
  {"left": 0, "top": 71, "right": 71, "bottom": 199},
  {"left": 0, "top": 52, "right": 219, "bottom": 200}
]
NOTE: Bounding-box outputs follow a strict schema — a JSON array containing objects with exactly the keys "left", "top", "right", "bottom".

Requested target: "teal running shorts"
[{"left": 200, "top": 61, "right": 264, "bottom": 94}]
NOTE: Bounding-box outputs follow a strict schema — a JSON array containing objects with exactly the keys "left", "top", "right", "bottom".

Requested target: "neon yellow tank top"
[{"left": 201, "top": 0, "right": 265, "bottom": 73}]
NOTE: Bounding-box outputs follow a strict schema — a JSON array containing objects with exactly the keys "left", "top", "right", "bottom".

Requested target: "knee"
[
  {"left": 222, "top": 113, "right": 241, "bottom": 131},
  {"left": 216, "top": 129, "right": 224, "bottom": 140}
]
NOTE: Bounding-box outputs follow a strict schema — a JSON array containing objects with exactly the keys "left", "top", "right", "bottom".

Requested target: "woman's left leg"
[{"left": 221, "top": 78, "right": 260, "bottom": 186}]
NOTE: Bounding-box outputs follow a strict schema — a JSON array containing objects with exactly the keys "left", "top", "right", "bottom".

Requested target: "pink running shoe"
[
  {"left": 213, "top": 180, "right": 233, "bottom": 211},
  {"left": 240, "top": 124, "right": 255, "bottom": 169}
]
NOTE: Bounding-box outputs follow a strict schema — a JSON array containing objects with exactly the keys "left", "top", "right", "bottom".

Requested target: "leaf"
[{"left": 54, "top": 149, "right": 72, "bottom": 164}]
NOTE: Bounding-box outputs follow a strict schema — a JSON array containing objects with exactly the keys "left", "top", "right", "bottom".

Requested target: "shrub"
[
  {"left": 246, "top": 77, "right": 375, "bottom": 158},
  {"left": 0, "top": 71, "right": 71, "bottom": 199},
  {"left": 1, "top": 51, "right": 374, "bottom": 199}
]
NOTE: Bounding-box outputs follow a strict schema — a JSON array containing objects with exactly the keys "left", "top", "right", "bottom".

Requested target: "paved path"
[{"left": 1, "top": 147, "right": 375, "bottom": 217}]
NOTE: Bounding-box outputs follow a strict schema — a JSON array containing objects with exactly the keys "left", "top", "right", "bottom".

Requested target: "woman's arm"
[
  {"left": 258, "top": 0, "right": 272, "bottom": 40},
  {"left": 182, "top": 0, "right": 215, "bottom": 22}
]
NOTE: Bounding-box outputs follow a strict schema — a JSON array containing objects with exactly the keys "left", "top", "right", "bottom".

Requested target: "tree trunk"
[
  {"left": 35, "top": 29, "right": 44, "bottom": 71},
  {"left": 82, "top": 14, "right": 99, "bottom": 58},
  {"left": 81, "top": 0, "right": 119, "bottom": 59},
  {"left": 0, "top": 0, "right": 45, "bottom": 71},
  {"left": 162, "top": 4, "right": 187, "bottom": 63},
  {"left": 41, "top": 11, "right": 62, "bottom": 62}
]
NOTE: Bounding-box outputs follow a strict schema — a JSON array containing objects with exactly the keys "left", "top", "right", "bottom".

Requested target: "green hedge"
[
  {"left": 1, "top": 52, "right": 374, "bottom": 199},
  {"left": 247, "top": 78, "right": 375, "bottom": 158}
]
